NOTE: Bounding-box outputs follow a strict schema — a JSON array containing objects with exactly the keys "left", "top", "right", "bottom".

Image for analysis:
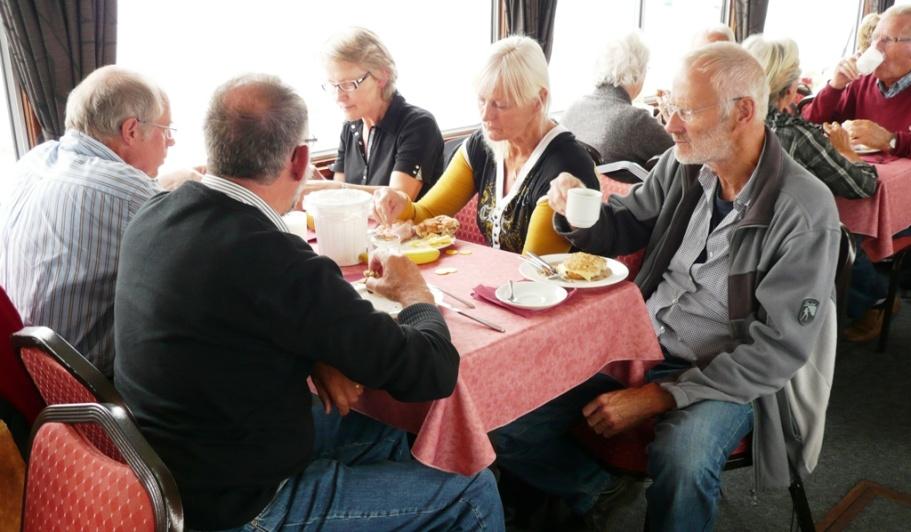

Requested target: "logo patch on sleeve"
[{"left": 798, "top": 299, "right": 819, "bottom": 325}]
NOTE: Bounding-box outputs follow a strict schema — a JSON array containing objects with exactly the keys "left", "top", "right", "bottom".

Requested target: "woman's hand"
[{"left": 372, "top": 188, "right": 409, "bottom": 226}]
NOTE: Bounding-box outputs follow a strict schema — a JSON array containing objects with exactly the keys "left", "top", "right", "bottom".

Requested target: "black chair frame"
[{"left": 26, "top": 402, "right": 184, "bottom": 531}]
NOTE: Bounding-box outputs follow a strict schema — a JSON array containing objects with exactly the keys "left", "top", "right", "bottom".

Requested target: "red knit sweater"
[{"left": 802, "top": 74, "right": 911, "bottom": 157}]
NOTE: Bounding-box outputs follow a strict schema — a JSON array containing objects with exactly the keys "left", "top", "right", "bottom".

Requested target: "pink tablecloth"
[
  {"left": 340, "top": 242, "right": 663, "bottom": 475},
  {"left": 837, "top": 156, "right": 911, "bottom": 261}
]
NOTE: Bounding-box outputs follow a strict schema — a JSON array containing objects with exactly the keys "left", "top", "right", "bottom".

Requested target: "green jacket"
[{"left": 558, "top": 130, "right": 841, "bottom": 488}]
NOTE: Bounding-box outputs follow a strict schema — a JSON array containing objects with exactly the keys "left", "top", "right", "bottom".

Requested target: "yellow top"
[{"left": 400, "top": 150, "right": 570, "bottom": 255}]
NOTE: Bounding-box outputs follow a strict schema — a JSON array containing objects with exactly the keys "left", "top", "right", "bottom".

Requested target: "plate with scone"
[{"left": 518, "top": 252, "right": 629, "bottom": 288}]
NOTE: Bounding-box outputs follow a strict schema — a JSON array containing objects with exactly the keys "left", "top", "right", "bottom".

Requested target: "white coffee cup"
[
  {"left": 565, "top": 187, "right": 602, "bottom": 228},
  {"left": 856, "top": 47, "right": 884, "bottom": 75}
]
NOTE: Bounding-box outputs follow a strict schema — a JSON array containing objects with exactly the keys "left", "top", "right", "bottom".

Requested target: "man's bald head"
[{"left": 205, "top": 74, "right": 309, "bottom": 183}]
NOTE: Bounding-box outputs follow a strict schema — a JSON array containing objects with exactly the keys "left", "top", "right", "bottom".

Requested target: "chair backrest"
[
  {"left": 23, "top": 403, "right": 183, "bottom": 532},
  {"left": 835, "top": 224, "right": 856, "bottom": 326},
  {"left": 13, "top": 327, "right": 127, "bottom": 460},
  {"left": 454, "top": 194, "right": 488, "bottom": 245},
  {"left": 596, "top": 161, "right": 648, "bottom": 184},
  {"left": 0, "top": 288, "right": 44, "bottom": 424}
]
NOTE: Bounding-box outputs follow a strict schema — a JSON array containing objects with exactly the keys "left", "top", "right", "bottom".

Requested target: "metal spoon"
[{"left": 508, "top": 280, "right": 517, "bottom": 302}]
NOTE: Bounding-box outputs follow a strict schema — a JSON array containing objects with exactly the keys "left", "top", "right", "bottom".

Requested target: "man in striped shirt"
[{"left": 0, "top": 65, "right": 174, "bottom": 377}]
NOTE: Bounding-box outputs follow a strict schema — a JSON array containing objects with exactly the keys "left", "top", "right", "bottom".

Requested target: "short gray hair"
[
  {"left": 64, "top": 65, "right": 168, "bottom": 140},
  {"left": 743, "top": 34, "right": 801, "bottom": 109},
  {"left": 681, "top": 42, "right": 769, "bottom": 123},
  {"left": 476, "top": 35, "right": 550, "bottom": 115},
  {"left": 322, "top": 27, "right": 397, "bottom": 100},
  {"left": 204, "top": 74, "right": 309, "bottom": 184},
  {"left": 882, "top": 4, "right": 911, "bottom": 20},
  {"left": 694, "top": 24, "right": 735, "bottom": 46},
  {"left": 593, "top": 32, "right": 650, "bottom": 88}
]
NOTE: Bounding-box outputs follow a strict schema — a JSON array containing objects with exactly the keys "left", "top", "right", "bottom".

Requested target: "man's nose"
[{"left": 665, "top": 111, "right": 684, "bottom": 134}]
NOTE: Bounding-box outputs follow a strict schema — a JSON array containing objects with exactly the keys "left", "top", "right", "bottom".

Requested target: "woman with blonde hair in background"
[
  {"left": 374, "top": 35, "right": 599, "bottom": 254},
  {"left": 311, "top": 27, "right": 444, "bottom": 200}
]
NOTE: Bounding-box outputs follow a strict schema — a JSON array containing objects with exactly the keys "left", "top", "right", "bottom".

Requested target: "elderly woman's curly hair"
[{"left": 593, "top": 32, "right": 650, "bottom": 89}]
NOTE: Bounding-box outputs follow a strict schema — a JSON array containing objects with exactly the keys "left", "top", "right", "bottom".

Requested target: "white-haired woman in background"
[
  {"left": 561, "top": 32, "right": 672, "bottom": 168},
  {"left": 374, "top": 35, "right": 599, "bottom": 254},
  {"left": 315, "top": 27, "right": 443, "bottom": 200}
]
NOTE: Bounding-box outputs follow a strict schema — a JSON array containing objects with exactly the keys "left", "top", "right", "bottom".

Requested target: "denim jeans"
[
  {"left": 489, "top": 373, "right": 623, "bottom": 514},
  {"left": 221, "top": 401, "right": 504, "bottom": 532},
  {"left": 645, "top": 356, "right": 754, "bottom": 531},
  {"left": 848, "top": 236, "right": 889, "bottom": 319},
  {"left": 645, "top": 396, "right": 753, "bottom": 531}
]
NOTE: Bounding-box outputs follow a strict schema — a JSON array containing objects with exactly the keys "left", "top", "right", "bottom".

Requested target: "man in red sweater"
[{"left": 803, "top": 5, "right": 911, "bottom": 157}]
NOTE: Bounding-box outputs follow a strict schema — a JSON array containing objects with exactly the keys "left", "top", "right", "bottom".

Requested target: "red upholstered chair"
[
  {"left": 454, "top": 194, "right": 488, "bottom": 245},
  {"left": 22, "top": 402, "right": 183, "bottom": 532},
  {"left": 13, "top": 327, "right": 128, "bottom": 460},
  {"left": 598, "top": 174, "right": 645, "bottom": 276},
  {"left": 0, "top": 287, "right": 44, "bottom": 425},
  {"left": 876, "top": 234, "right": 911, "bottom": 352}
]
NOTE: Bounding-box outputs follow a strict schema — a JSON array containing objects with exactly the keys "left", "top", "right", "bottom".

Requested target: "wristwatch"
[{"left": 889, "top": 135, "right": 897, "bottom": 152}]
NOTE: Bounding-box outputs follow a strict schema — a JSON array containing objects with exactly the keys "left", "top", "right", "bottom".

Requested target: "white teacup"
[
  {"left": 856, "top": 47, "right": 884, "bottom": 75},
  {"left": 565, "top": 187, "right": 602, "bottom": 228}
]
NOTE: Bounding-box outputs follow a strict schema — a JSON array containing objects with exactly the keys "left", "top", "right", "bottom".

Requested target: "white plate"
[
  {"left": 352, "top": 282, "right": 444, "bottom": 317},
  {"left": 518, "top": 253, "right": 629, "bottom": 289},
  {"left": 494, "top": 281, "right": 568, "bottom": 310},
  {"left": 368, "top": 229, "right": 457, "bottom": 250},
  {"left": 852, "top": 144, "right": 880, "bottom": 155}
]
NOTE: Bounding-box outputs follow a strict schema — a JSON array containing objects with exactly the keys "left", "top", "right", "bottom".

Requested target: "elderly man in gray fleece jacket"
[{"left": 496, "top": 43, "right": 840, "bottom": 531}]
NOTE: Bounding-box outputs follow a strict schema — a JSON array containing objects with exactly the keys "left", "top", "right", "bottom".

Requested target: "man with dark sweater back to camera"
[{"left": 113, "top": 74, "right": 503, "bottom": 531}]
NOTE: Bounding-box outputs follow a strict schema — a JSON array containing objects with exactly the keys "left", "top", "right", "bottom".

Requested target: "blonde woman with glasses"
[{"left": 313, "top": 27, "right": 444, "bottom": 200}]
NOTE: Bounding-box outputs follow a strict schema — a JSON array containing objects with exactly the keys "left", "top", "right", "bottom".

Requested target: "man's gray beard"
[{"left": 672, "top": 123, "right": 732, "bottom": 165}]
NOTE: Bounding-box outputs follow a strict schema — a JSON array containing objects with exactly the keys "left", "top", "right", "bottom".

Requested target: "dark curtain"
[
  {"left": 875, "top": 0, "right": 895, "bottom": 12},
  {"left": 0, "top": 1, "right": 116, "bottom": 142},
  {"left": 505, "top": 0, "right": 558, "bottom": 61},
  {"left": 732, "top": 0, "right": 769, "bottom": 43}
]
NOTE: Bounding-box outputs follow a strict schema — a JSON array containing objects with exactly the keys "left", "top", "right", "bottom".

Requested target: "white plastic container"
[{"left": 304, "top": 189, "right": 372, "bottom": 266}]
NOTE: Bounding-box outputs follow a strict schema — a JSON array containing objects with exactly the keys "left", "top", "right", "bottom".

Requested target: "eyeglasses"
[
  {"left": 663, "top": 97, "right": 744, "bottom": 123},
  {"left": 321, "top": 72, "right": 371, "bottom": 93},
  {"left": 140, "top": 120, "right": 177, "bottom": 140},
  {"left": 303, "top": 136, "right": 318, "bottom": 145},
  {"left": 871, "top": 33, "right": 911, "bottom": 46}
]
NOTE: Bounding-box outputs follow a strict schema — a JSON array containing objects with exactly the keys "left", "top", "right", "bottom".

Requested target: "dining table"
[
  {"left": 331, "top": 240, "right": 664, "bottom": 476},
  {"left": 836, "top": 155, "right": 911, "bottom": 261}
]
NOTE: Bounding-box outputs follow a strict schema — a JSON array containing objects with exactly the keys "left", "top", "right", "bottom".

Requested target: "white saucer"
[
  {"left": 852, "top": 143, "right": 880, "bottom": 155},
  {"left": 494, "top": 281, "right": 568, "bottom": 310}
]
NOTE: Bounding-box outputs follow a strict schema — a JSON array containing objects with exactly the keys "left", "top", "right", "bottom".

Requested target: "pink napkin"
[{"left": 471, "top": 284, "right": 575, "bottom": 318}]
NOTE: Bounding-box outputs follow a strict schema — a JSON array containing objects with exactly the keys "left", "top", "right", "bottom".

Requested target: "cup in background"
[
  {"left": 369, "top": 232, "right": 402, "bottom": 264},
  {"left": 283, "top": 211, "right": 310, "bottom": 240},
  {"left": 856, "top": 47, "right": 884, "bottom": 75},
  {"left": 565, "top": 187, "right": 602, "bottom": 228}
]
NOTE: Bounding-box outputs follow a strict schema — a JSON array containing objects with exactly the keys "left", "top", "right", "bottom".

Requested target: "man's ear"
[
  {"left": 290, "top": 144, "right": 309, "bottom": 181},
  {"left": 119, "top": 117, "right": 142, "bottom": 145},
  {"left": 735, "top": 97, "right": 756, "bottom": 125}
]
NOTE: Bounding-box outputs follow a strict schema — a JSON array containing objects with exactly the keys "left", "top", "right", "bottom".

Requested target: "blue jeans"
[
  {"left": 224, "top": 401, "right": 504, "bottom": 531},
  {"left": 645, "top": 356, "right": 754, "bottom": 531},
  {"left": 646, "top": 397, "right": 753, "bottom": 531},
  {"left": 489, "top": 373, "right": 623, "bottom": 514}
]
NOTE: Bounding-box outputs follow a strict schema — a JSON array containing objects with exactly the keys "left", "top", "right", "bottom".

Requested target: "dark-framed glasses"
[
  {"left": 321, "top": 72, "right": 371, "bottom": 93},
  {"left": 663, "top": 97, "right": 744, "bottom": 123},
  {"left": 140, "top": 120, "right": 177, "bottom": 140}
]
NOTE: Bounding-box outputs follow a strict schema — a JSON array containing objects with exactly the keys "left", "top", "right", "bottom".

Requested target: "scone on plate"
[
  {"left": 414, "top": 215, "right": 460, "bottom": 238},
  {"left": 557, "top": 252, "right": 611, "bottom": 281}
]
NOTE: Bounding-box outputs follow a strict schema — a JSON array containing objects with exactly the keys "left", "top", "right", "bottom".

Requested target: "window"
[
  {"left": 548, "top": 2, "right": 639, "bottom": 114},
  {"left": 0, "top": 28, "right": 20, "bottom": 203},
  {"left": 640, "top": 0, "right": 727, "bottom": 96},
  {"left": 118, "top": 0, "right": 491, "bottom": 173},
  {"left": 764, "top": 0, "right": 861, "bottom": 88}
]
